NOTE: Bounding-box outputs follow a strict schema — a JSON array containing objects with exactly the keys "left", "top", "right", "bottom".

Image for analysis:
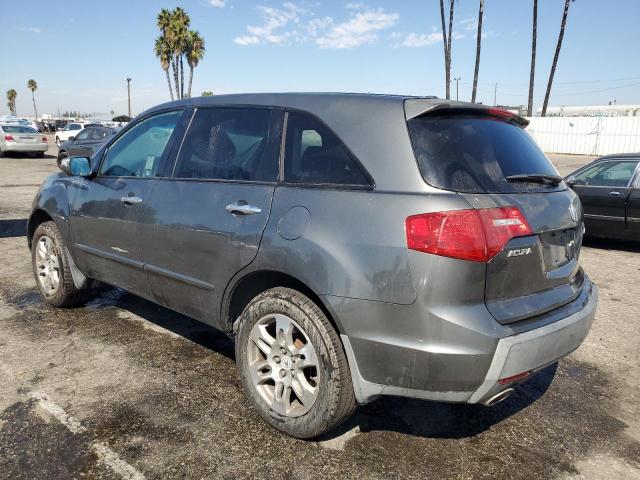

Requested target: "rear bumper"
[
  {"left": 337, "top": 279, "right": 597, "bottom": 405},
  {"left": 3, "top": 142, "right": 48, "bottom": 152},
  {"left": 467, "top": 282, "right": 597, "bottom": 404}
]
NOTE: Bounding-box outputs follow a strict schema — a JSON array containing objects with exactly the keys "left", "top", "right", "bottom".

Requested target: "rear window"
[
  {"left": 407, "top": 115, "right": 562, "bottom": 193},
  {"left": 2, "top": 125, "right": 37, "bottom": 133}
]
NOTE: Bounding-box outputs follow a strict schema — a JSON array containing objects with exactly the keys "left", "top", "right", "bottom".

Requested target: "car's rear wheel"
[
  {"left": 236, "top": 287, "right": 356, "bottom": 439},
  {"left": 32, "top": 221, "right": 92, "bottom": 307}
]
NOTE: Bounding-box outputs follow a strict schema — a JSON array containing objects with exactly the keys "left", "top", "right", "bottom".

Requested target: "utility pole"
[
  {"left": 126, "top": 78, "right": 132, "bottom": 118},
  {"left": 493, "top": 83, "right": 498, "bottom": 106},
  {"left": 454, "top": 77, "right": 461, "bottom": 101}
]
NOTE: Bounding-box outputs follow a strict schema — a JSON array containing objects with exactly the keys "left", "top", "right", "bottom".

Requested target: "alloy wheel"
[
  {"left": 35, "top": 235, "right": 60, "bottom": 295},
  {"left": 247, "top": 314, "right": 320, "bottom": 417}
]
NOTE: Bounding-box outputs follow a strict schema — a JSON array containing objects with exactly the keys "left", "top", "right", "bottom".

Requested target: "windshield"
[
  {"left": 407, "top": 115, "right": 563, "bottom": 193},
  {"left": 2, "top": 125, "right": 37, "bottom": 133}
]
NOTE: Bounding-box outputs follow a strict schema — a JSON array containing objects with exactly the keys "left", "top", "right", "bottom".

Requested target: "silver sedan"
[{"left": 0, "top": 124, "right": 48, "bottom": 157}]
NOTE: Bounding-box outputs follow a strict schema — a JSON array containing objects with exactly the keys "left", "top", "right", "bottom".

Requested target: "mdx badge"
[{"left": 507, "top": 247, "right": 532, "bottom": 258}]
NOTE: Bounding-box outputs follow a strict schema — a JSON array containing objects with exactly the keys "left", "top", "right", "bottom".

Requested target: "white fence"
[{"left": 525, "top": 116, "right": 640, "bottom": 156}]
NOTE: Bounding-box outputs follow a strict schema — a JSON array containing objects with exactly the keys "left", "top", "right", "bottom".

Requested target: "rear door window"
[
  {"left": 407, "top": 115, "right": 561, "bottom": 193},
  {"left": 283, "top": 112, "right": 370, "bottom": 187},
  {"left": 173, "top": 108, "right": 279, "bottom": 182}
]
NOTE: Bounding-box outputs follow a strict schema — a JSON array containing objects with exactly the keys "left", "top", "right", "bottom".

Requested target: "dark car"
[
  {"left": 57, "top": 126, "right": 118, "bottom": 167},
  {"left": 565, "top": 153, "right": 640, "bottom": 240},
  {"left": 28, "top": 93, "right": 597, "bottom": 439}
]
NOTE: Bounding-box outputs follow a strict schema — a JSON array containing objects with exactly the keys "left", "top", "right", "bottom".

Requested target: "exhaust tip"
[{"left": 483, "top": 388, "right": 514, "bottom": 406}]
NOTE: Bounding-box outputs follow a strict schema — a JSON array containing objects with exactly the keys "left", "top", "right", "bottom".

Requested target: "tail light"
[
  {"left": 4, "top": 135, "right": 14, "bottom": 141},
  {"left": 405, "top": 207, "right": 532, "bottom": 262},
  {"left": 42, "top": 136, "right": 48, "bottom": 142}
]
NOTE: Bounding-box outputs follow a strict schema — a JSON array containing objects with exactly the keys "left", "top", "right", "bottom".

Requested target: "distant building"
[{"left": 536, "top": 104, "right": 640, "bottom": 117}]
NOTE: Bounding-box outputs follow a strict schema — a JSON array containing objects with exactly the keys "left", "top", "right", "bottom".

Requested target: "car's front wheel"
[
  {"left": 236, "top": 287, "right": 356, "bottom": 438},
  {"left": 57, "top": 151, "right": 68, "bottom": 167},
  {"left": 32, "top": 221, "right": 92, "bottom": 307},
  {"left": 55, "top": 136, "right": 61, "bottom": 147}
]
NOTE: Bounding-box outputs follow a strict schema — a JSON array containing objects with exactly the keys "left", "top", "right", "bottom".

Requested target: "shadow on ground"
[
  {"left": 583, "top": 236, "right": 640, "bottom": 253},
  {"left": 0, "top": 218, "right": 27, "bottom": 239}
]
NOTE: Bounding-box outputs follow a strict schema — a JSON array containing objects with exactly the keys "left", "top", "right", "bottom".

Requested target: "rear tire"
[
  {"left": 236, "top": 287, "right": 356, "bottom": 439},
  {"left": 31, "top": 221, "right": 92, "bottom": 307}
]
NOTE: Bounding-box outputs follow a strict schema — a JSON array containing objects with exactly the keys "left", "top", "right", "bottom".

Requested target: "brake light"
[
  {"left": 4, "top": 135, "right": 14, "bottom": 141},
  {"left": 405, "top": 207, "right": 533, "bottom": 262},
  {"left": 42, "top": 136, "right": 47, "bottom": 142},
  {"left": 486, "top": 107, "right": 516, "bottom": 120}
]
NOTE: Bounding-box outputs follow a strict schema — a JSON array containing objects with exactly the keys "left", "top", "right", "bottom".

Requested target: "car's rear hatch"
[{"left": 405, "top": 101, "right": 585, "bottom": 324}]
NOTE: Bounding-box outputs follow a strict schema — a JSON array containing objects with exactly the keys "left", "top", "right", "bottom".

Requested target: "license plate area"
[{"left": 539, "top": 228, "right": 579, "bottom": 272}]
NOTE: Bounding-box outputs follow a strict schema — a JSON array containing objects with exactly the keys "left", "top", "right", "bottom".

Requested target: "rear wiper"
[{"left": 505, "top": 174, "right": 563, "bottom": 186}]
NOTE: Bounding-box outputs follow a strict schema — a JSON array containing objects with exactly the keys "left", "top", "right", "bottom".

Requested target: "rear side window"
[
  {"left": 407, "top": 115, "right": 561, "bottom": 193},
  {"left": 284, "top": 112, "right": 370, "bottom": 186},
  {"left": 174, "top": 108, "right": 279, "bottom": 182}
]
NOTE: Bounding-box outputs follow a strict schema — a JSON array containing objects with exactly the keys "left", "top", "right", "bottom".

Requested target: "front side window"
[
  {"left": 74, "top": 129, "right": 91, "bottom": 141},
  {"left": 573, "top": 161, "right": 638, "bottom": 187},
  {"left": 99, "top": 111, "right": 181, "bottom": 177},
  {"left": 174, "top": 108, "right": 279, "bottom": 182},
  {"left": 70, "top": 124, "right": 82, "bottom": 130},
  {"left": 284, "top": 112, "right": 369, "bottom": 186}
]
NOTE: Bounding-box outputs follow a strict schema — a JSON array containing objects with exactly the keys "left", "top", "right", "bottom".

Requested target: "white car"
[{"left": 55, "top": 123, "right": 85, "bottom": 146}]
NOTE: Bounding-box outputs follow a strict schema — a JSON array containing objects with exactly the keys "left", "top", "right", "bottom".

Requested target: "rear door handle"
[
  {"left": 225, "top": 202, "right": 261, "bottom": 216},
  {"left": 609, "top": 191, "right": 621, "bottom": 196},
  {"left": 121, "top": 195, "right": 143, "bottom": 205}
]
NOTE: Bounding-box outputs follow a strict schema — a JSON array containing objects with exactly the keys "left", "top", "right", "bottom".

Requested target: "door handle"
[
  {"left": 609, "top": 191, "right": 621, "bottom": 196},
  {"left": 121, "top": 195, "right": 143, "bottom": 205},
  {"left": 225, "top": 201, "right": 261, "bottom": 216}
]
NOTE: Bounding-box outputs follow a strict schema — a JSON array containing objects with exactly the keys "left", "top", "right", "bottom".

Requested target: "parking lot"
[{"left": 1, "top": 140, "right": 639, "bottom": 479}]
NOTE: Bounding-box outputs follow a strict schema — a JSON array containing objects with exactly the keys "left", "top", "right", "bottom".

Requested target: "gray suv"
[{"left": 28, "top": 93, "right": 597, "bottom": 438}]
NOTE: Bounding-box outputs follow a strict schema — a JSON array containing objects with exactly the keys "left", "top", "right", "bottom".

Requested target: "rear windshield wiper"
[{"left": 505, "top": 174, "right": 563, "bottom": 186}]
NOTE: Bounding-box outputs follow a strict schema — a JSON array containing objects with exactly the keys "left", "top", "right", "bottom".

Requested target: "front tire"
[
  {"left": 31, "top": 221, "right": 92, "bottom": 307},
  {"left": 57, "top": 151, "right": 68, "bottom": 168},
  {"left": 55, "top": 136, "right": 60, "bottom": 147},
  {"left": 236, "top": 287, "right": 356, "bottom": 439}
]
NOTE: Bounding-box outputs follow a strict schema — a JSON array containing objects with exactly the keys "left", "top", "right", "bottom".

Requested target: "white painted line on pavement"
[{"left": 29, "top": 392, "right": 146, "bottom": 480}]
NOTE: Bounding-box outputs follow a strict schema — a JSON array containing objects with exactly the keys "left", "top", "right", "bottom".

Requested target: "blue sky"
[{"left": 1, "top": 0, "right": 639, "bottom": 116}]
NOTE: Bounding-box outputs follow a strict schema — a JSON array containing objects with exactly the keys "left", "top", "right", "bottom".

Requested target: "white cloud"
[
  {"left": 17, "top": 26, "right": 42, "bottom": 34},
  {"left": 234, "top": 2, "right": 301, "bottom": 45},
  {"left": 234, "top": 2, "right": 399, "bottom": 49},
  {"left": 459, "top": 17, "right": 477, "bottom": 31},
  {"left": 345, "top": 1, "right": 365, "bottom": 9},
  {"left": 396, "top": 32, "right": 442, "bottom": 48},
  {"left": 315, "top": 8, "right": 399, "bottom": 49},
  {"left": 209, "top": 0, "right": 225, "bottom": 7}
]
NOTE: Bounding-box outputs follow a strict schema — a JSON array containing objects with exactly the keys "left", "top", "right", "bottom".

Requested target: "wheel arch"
[
  {"left": 27, "top": 209, "right": 54, "bottom": 248},
  {"left": 221, "top": 269, "right": 344, "bottom": 336}
]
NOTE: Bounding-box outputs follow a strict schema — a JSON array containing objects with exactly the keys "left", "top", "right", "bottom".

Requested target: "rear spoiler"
[{"left": 404, "top": 100, "right": 529, "bottom": 128}]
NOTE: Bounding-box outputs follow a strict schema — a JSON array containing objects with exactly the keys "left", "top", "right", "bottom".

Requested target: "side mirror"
[
  {"left": 69, "top": 136, "right": 75, "bottom": 142},
  {"left": 61, "top": 156, "right": 91, "bottom": 177},
  {"left": 565, "top": 177, "right": 575, "bottom": 187}
]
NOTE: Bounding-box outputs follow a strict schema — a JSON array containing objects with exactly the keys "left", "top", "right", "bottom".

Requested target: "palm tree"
[
  {"left": 439, "top": 0, "right": 450, "bottom": 99},
  {"left": 527, "top": 0, "right": 538, "bottom": 116},
  {"left": 185, "top": 31, "right": 205, "bottom": 98},
  {"left": 27, "top": 79, "right": 38, "bottom": 119},
  {"left": 471, "top": 0, "right": 484, "bottom": 103},
  {"left": 172, "top": 7, "right": 191, "bottom": 100},
  {"left": 542, "top": 0, "right": 573, "bottom": 117},
  {"left": 155, "top": 37, "right": 174, "bottom": 101},
  {"left": 439, "top": 0, "right": 456, "bottom": 100},
  {"left": 6, "top": 89, "right": 17, "bottom": 115}
]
